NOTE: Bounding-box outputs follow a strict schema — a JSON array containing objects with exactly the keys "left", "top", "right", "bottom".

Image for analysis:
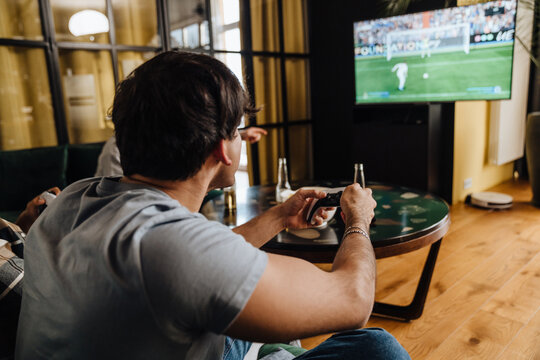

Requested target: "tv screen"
[{"left": 354, "top": 0, "right": 516, "bottom": 104}]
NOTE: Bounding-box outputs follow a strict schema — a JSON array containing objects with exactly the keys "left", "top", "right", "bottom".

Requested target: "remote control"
[
  {"left": 306, "top": 187, "right": 345, "bottom": 225},
  {"left": 38, "top": 191, "right": 57, "bottom": 214}
]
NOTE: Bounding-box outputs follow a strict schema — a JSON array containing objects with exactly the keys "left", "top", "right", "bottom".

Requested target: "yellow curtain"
[
  {"left": 250, "top": 0, "right": 280, "bottom": 52},
  {"left": 117, "top": 51, "right": 148, "bottom": 81},
  {"left": 252, "top": 56, "right": 283, "bottom": 185},
  {"left": 112, "top": 0, "right": 158, "bottom": 46},
  {"left": 58, "top": 50, "right": 115, "bottom": 144},
  {"left": 288, "top": 125, "right": 312, "bottom": 182},
  {"left": 0, "top": 2, "right": 57, "bottom": 150},
  {"left": 283, "top": 0, "right": 306, "bottom": 53},
  {"left": 0, "top": 47, "right": 32, "bottom": 150},
  {"left": 248, "top": 0, "right": 309, "bottom": 185},
  {"left": 249, "top": 0, "right": 281, "bottom": 185},
  {"left": 24, "top": 48, "right": 58, "bottom": 148},
  {"left": 285, "top": 59, "right": 310, "bottom": 121},
  {"left": 282, "top": 0, "right": 310, "bottom": 182}
]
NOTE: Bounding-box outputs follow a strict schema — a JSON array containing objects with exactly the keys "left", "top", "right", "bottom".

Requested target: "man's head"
[{"left": 112, "top": 51, "right": 256, "bottom": 181}]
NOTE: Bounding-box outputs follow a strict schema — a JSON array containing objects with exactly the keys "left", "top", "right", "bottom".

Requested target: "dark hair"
[{"left": 112, "top": 51, "right": 257, "bottom": 180}]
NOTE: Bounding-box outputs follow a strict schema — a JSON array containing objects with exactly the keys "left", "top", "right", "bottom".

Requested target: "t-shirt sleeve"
[{"left": 139, "top": 216, "right": 268, "bottom": 339}]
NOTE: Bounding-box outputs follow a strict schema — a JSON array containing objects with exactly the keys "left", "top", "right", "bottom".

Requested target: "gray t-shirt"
[
  {"left": 16, "top": 177, "right": 267, "bottom": 359},
  {"left": 95, "top": 137, "right": 123, "bottom": 177}
]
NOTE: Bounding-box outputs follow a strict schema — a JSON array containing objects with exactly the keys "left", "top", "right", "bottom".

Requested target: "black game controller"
[
  {"left": 306, "top": 187, "right": 345, "bottom": 225},
  {"left": 38, "top": 191, "right": 57, "bottom": 214}
]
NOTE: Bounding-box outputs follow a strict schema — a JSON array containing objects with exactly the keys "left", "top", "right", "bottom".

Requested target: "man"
[
  {"left": 391, "top": 62, "right": 408, "bottom": 91},
  {"left": 16, "top": 52, "right": 409, "bottom": 359}
]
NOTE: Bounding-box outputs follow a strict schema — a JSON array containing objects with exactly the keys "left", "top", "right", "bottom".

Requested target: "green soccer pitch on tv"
[{"left": 354, "top": 0, "right": 516, "bottom": 104}]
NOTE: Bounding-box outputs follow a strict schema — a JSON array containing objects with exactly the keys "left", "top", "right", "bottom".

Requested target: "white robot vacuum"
[{"left": 467, "top": 192, "right": 513, "bottom": 210}]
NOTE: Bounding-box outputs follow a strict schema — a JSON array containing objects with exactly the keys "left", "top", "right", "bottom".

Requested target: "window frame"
[{"left": 0, "top": 0, "right": 312, "bottom": 185}]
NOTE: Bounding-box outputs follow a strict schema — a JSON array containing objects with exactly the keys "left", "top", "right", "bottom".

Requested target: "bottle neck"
[{"left": 277, "top": 159, "right": 291, "bottom": 188}]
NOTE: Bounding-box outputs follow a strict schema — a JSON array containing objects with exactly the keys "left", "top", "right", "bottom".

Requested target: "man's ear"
[{"left": 212, "top": 139, "right": 233, "bottom": 166}]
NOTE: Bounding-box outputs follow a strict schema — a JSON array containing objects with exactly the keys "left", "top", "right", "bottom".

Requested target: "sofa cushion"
[
  {"left": 0, "top": 146, "right": 67, "bottom": 212},
  {"left": 66, "top": 142, "right": 105, "bottom": 184},
  {"left": 258, "top": 343, "right": 307, "bottom": 359},
  {"left": 0, "top": 211, "right": 20, "bottom": 224},
  {"left": 0, "top": 218, "right": 25, "bottom": 258}
]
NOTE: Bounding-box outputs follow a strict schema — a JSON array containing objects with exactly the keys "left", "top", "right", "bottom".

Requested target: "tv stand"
[{"left": 313, "top": 102, "right": 454, "bottom": 203}]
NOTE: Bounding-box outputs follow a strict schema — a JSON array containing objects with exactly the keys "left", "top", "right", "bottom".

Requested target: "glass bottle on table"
[
  {"left": 353, "top": 163, "right": 365, "bottom": 188},
  {"left": 223, "top": 183, "right": 236, "bottom": 213},
  {"left": 276, "top": 157, "right": 293, "bottom": 203},
  {"left": 354, "top": 162, "right": 374, "bottom": 227}
]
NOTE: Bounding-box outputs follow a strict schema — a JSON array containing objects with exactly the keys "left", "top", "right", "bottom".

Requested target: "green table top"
[
  {"left": 368, "top": 184, "right": 449, "bottom": 245},
  {"left": 200, "top": 182, "right": 450, "bottom": 252}
]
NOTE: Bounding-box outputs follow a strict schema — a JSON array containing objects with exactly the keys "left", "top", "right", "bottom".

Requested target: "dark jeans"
[{"left": 223, "top": 328, "right": 411, "bottom": 360}]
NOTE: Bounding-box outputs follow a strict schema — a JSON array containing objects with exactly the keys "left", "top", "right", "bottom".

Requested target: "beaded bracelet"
[{"left": 343, "top": 226, "right": 370, "bottom": 241}]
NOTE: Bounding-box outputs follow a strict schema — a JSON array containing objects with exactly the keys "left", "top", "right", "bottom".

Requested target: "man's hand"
[
  {"left": 15, "top": 187, "right": 61, "bottom": 233},
  {"left": 339, "top": 183, "right": 377, "bottom": 230},
  {"left": 233, "top": 188, "right": 333, "bottom": 248},
  {"left": 277, "top": 188, "right": 333, "bottom": 229},
  {"left": 240, "top": 127, "right": 267, "bottom": 144}
]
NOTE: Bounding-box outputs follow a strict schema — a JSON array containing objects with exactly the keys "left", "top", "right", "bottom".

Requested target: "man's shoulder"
[{"left": 42, "top": 178, "right": 196, "bottom": 235}]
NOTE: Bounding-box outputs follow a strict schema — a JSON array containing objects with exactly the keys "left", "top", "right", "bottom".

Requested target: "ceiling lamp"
[{"left": 68, "top": 10, "right": 109, "bottom": 37}]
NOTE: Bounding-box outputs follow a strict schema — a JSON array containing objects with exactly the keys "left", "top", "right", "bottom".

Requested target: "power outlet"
[{"left": 464, "top": 177, "right": 472, "bottom": 190}]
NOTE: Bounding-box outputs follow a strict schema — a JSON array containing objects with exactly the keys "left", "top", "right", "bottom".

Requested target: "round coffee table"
[{"left": 201, "top": 182, "right": 450, "bottom": 321}]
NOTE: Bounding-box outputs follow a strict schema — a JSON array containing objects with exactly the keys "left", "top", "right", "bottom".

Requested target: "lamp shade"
[{"left": 68, "top": 10, "right": 109, "bottom": 37}]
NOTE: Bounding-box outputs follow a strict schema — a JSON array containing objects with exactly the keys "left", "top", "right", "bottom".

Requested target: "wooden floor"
[{"left": 301, "top": 179, "right": 540, "bottom": 359}]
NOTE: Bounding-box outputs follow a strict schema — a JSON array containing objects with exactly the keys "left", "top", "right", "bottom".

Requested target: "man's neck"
[{"left": 121, "top": 173, "right": 210, "bottom": 213}]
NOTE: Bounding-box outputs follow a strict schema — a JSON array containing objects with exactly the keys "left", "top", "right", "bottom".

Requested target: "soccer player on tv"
[{"left": 392, "top": 61, "right": 409, "bottom": 91}]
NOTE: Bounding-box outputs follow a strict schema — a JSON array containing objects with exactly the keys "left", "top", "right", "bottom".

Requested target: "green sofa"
[{"left": 0, "top": 142, "right": 105, "bottom": 223}]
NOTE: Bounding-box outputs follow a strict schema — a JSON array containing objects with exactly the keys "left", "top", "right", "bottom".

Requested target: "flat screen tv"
[{"left": 354, "top": 0, "right": 517, "bottom": 104}]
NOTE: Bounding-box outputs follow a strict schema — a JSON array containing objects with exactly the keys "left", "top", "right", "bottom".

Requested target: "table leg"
[{"left": 372, "top": 239, "right": 442, "bottom": 321}]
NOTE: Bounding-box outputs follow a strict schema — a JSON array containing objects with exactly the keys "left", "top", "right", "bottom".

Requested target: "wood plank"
[
  {"left": 424, "top": 310, "right": 523, "bottom": 360},
  {"left": 482, "top": 250, "right": 540, "bottom": 323},
  {"left": 300, "top": 333, "right": 333, "bottom": 351},
  {"left": 376, "top": 210, "right": 529, "bottom": 306},
  {"left": 387, "top": 235, "right": 540, "bottom": 359},
  {"left": 374, "top": 247, "right": 428, "bottom": 304},
  {"left": 497, "top": 308, "right": 540, "bottom": 360},
  {"left": 496, "top": 350, "right": 529, "bottom": 360}
]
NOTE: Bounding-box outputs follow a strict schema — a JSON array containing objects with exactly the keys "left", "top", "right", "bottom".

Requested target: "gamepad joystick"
[
  {"left": 306, "top": 187, "right": 345, "bottom": 225},
  {"left": 38, "top": 191, "right": 57, "bottom": 214}
]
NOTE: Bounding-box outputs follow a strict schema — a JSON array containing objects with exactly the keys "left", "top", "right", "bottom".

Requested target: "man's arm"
[
  {"left": 239, "top": 127, "right": 268, "bottom": 144},
  {"left": 226, "top": 184, "right": 377, "bottom": 342},
  {"left": 232, "top": 189, "right": 329, "bottom": 248}
]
